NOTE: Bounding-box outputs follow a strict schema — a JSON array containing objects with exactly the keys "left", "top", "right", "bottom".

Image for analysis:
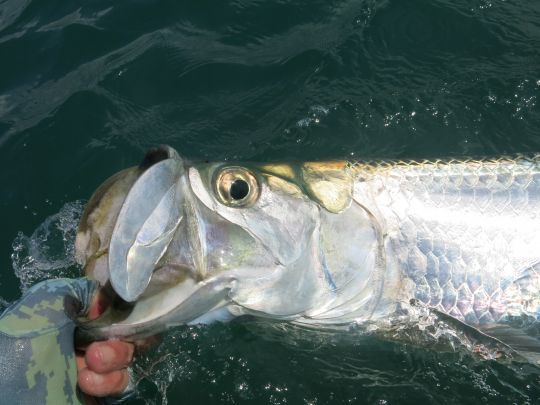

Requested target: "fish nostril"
[{"left": 139, "top": 145, "right": 180, "bottom": 170}]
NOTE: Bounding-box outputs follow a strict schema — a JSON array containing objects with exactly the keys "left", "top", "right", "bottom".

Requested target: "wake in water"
[{"left": 10, "top": 201, "right": 84, "bottom": 292}]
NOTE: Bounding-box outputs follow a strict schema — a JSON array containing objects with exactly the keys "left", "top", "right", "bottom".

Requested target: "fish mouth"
[{"left": 77, "top": 271, "right": 236, "bottom": 343}]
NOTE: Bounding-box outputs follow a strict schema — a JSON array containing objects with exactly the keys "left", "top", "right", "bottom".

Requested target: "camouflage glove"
[{"left": 0, "top": 278, "right": 98, "bottom": 405}]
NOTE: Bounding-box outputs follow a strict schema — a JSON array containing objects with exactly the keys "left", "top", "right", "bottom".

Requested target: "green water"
[{"left": 1, "top": 0, "right": 540, "bottom": 403}]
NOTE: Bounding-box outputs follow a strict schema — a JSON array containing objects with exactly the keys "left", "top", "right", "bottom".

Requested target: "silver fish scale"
[{"left": 353, "top": 156, "right": 540, "bottom": 325}]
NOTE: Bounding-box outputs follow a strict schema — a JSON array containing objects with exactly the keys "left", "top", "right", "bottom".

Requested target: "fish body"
[
  {"left": 75, "top": 147, "right": 540, "bottom": 357},
  {"left": 352, "top": 157, "right": 540, "bottom": 326}
]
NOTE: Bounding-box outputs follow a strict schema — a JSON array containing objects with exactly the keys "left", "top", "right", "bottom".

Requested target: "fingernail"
[
  {"left": 98, "top": 345, "right": 115, "bottom": 367},
  {"left": 84, "top": 370, "right": 104, "bottom": 386}
]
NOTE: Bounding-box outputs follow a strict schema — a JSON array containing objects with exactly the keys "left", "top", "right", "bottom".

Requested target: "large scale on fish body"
[{"left": 75, "top": 146, "right": 540, "bottom": 362}]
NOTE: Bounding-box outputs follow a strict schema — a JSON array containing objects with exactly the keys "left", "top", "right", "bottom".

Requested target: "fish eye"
[{"left": 214, "top": 167, "right": 259, "bottom": 207}]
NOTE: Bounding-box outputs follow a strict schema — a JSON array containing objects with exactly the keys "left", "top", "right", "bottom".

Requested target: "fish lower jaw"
[{"left": 83, "top": 276, "right": 238, "bottom": 340}]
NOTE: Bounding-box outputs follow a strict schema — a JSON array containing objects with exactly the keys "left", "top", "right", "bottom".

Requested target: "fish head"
[
  {"left": 183, "top": 159, "right": 323, "bottom": 319},
  {"left": 76, "top": 146, "right": 381, "bottom": 341}
]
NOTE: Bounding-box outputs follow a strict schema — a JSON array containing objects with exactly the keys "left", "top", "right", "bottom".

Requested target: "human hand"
[{"left": 76, "top": 290, "right": 135, "bottom": 400}]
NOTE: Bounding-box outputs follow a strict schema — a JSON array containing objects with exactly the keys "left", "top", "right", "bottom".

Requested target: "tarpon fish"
[{"left": 75, "top": 145, "right": 540, "bottom": 360}]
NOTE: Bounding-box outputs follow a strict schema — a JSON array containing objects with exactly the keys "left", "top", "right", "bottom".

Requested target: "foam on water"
[{"left": 10, "top": 201, "right": 84, "bottom": 292}]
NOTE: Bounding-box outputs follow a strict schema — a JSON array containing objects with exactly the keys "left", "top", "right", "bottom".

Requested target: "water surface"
[{"left": 1, "top": 0, "right": 540, "bottom": 403}]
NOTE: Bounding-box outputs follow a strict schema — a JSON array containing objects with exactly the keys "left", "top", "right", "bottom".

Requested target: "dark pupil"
[{"left": 230, "top": 179, "right": 249, "bottom": 200}]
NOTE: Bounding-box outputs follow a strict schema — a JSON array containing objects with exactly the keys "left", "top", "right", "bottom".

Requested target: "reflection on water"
[{"left": 1, "top": 1, "right": 539, "bottom": 160}]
